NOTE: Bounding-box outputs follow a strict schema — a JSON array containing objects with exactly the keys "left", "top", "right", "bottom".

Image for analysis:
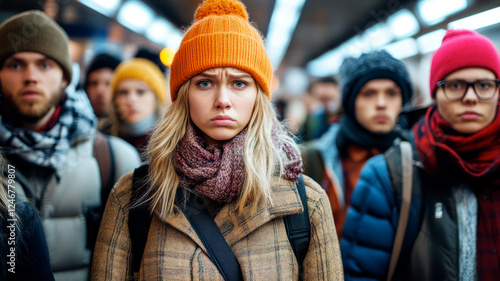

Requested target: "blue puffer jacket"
[
  {"left": 340, "top": 155, "right": 397, "bottom": 280},
  {"left": 340, "top": 146, "right": 478, "bottom": 281}
]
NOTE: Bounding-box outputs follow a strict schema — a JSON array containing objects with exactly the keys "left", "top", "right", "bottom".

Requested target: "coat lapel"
[{"left": 156, "top": 178, "right": 304, "bottom": 252}]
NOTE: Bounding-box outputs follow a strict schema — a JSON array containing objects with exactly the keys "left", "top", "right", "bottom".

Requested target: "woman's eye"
[
  {"left": 234, "top": 81, "right": 247, "bottom": 88},
  {"left": 197, "top": 80, "right": 212, "bottom": 88},
  {"left": 447, "top": 82, "right": 463, "bottom": 90},
  {"left": 477, "top": 81, "right": 493, "bottom": 89}
]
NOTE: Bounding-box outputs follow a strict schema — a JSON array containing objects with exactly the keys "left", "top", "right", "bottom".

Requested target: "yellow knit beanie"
[
  {"left": 110, "top": 58, "right": 168, "bottom": 104},
  {"left": 169, "top": 0, "right": 273, "bottom": 101}
]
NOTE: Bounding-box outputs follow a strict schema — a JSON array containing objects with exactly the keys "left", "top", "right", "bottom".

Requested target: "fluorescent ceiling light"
[
  {"left": 417, "top": 0, "right": 467, "bottom": 26},
  {"left": 146, "top": 19, "right": 170, "bottom": 45},
  {"left": 448, "top": 7, "right": 500, "bottom": 30},
  {"left": 364, "top": 23, "right": 393, "bottom": 48},
  {"left": 342, "top": 36, "right": 371, "bottom": 57},
  {"left": 265, "top": 0, "right": 306, "bottom": 69},
  {"left": 145, "top": 18, "right": 182, "bottom": 49},
  {"left": 80, "top": 0, "right": 122, "bottom": 17},
  {"left": 117, "top": 0, "right": 155, "bottom": 34},
  {"left": 384, "top": 38, "right": 418, "bottom": 60},
  {"left": 417, "top": 29, "right": 446, "bottom": 54},
  {"left": 165, "top": 32, "right": 182, "bottom": 50},
  {"left": 387, "top": 9, "right": 420, "bottom": 39},
  {"left": 306, "top": 48, "right": 344, "bottom": 77}
]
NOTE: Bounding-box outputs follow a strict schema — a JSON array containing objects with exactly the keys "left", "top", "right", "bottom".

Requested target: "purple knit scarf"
[{"left": 174, "top": 123, "right": 303, "bottom": 203}]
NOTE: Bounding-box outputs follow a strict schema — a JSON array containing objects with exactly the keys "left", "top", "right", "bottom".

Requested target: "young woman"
[
  {"left": 91, "top": 0, "right": 343, "bottom": 280},
  {"left": 110, "top": 58, "right": 168, "bottom": 157},
  {"left": 0, "top": 151, "right": 54, "bottom": 281},
  {"left": 341, "top": 29, "right": 500, "bottom": 281}
]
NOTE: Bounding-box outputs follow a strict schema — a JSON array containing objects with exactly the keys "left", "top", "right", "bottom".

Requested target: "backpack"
[
  {"left": 128, "top": 164, "right": 311, "bottom": 281},
  {"left": 85, "top": 131, "right": 116, "bottom": 250},
  {"left": 384, "top": 141, "right": 418, "bottom": 281}
]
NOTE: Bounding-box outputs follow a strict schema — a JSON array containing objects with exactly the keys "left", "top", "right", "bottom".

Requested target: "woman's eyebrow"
[
  {"left": 194, "top": 72, "right": 253, "bottom": 79},
  {"left": 228, "top": 73, "right": 253, "bottom": 79}
]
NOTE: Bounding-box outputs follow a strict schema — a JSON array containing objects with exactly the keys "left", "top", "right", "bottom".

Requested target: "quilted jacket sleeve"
[{"left": 340, "top": 155, "right": 397, "bottom": 281}]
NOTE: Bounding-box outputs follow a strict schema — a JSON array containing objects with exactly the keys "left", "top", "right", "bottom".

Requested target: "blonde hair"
[{"left": 145, "top": 80, "right": 300, "bottom": 218}]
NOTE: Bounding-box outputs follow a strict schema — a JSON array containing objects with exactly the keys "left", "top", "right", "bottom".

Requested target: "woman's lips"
[
  {"left": 211, "top": 115, "right": 235, "bottom": 126},
  {"left": 460, "top": 111, "right": 480, "bottom": 121}
]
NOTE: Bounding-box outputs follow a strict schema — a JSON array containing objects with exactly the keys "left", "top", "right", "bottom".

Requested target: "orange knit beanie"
[{"left": 169, "top": 0, "right": 273, "bottom": 101}]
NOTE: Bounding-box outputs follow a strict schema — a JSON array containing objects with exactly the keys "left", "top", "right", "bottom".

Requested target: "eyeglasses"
[{"left": 436, "top": 79, "right": 500, "bottom": 100}]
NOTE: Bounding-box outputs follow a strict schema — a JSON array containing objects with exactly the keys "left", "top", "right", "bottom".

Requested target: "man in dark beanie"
[
  {"left": 302, "top": 50, "right": 413, "bottom": 236},
  {"left": 84, "top": 53, "right": 121, "bottom": 134},
  {"left": 0, "top": 10, "right": 140, "bottom": 281}
]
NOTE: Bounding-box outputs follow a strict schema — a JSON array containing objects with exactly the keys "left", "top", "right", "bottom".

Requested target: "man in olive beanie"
[
  {"left": 0, "top": 10, "right": 73, "bottom": 81},
  {"left": 303, "top": 50, "right": 413, "bottom": 236},
  {"left": 0, "top": 10, "right": 140, "bottom": 281}
]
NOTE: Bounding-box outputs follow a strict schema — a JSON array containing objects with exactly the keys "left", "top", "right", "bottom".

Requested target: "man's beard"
[{"left": 2, "top": 87, "right": 63, "bottom": 124}]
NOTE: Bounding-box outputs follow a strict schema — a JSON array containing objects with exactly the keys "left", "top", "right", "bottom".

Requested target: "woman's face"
[
  {"left": 434, "top": 67, "right": 499, "bottom": 134},
  {"left": 114, "top": 79, "right": 157, "bottom": 123},
  {"left": 188, "top": 67, "right": 258, "bottom": 143}
]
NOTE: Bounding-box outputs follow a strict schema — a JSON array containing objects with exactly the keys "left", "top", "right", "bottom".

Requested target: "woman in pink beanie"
[{"left": 342, "top": 29, "right": 500, "bottom": 281}]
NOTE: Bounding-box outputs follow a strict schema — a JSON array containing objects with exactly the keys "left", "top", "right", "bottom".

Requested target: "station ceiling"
[{"left": 1, "top": 0, "right": 499, "bottom": 75}]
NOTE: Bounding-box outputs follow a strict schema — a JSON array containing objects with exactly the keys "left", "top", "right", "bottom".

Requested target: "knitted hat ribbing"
[
  {"left": 169, "top": 0, "right": 273, "bottom": 101},
  {"left": 0, "top": 10, "right": 72, "bottom": 80},
  {"left": 110, "top": 58, "right": 168, "bottom": 104},
  {"left": 429, "top": 29, "right": 500, "bottom": 97}
]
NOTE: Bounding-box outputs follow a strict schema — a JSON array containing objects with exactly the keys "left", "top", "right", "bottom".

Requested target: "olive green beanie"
[{"left": 0, "top": 10, "right": 72, "bottom": 80}]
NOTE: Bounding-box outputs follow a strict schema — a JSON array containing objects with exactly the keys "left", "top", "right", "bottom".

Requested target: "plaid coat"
[{"left": 91, "top": 172, "right": 343, "bottom": 280}]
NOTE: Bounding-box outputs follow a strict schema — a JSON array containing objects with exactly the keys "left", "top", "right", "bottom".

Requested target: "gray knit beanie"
[
  {"left": 339, "top": 50, "right": 413, "bottom": 119},
  {"left": 0, "top": 10, "right": 72, "bottom": 80}
]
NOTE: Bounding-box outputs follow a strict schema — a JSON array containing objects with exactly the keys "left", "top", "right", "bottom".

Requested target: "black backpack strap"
[
  {"left": 179, "top": 192, "right": 244, "bottom": 281},
  {"left": 129, "top": 164, "right": 153, "bottom": 280},
  {"left": 284, "top": 174, "right": 310, "bottom": 279}
]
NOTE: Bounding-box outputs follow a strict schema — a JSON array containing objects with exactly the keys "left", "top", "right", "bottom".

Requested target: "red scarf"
[
  {"left": 413, "top": 104, "right": 500, "bottom": 182},
  {"left": 174, "top": 123, "right": 303, "bottom": 203},
  {"left": 413, "top": 104, "right": 500, "bottom": 280}
]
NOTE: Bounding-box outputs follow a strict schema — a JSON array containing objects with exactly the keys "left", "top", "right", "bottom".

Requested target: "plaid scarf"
[
  {"left": 174, "top": 122, "right": 302, "bottom": 203},
  {"left": 0, "top": 90, "right": 97, "bottom": 170},
  {"left": 413, "top": 104, "right": 500, "bottom": 280}
]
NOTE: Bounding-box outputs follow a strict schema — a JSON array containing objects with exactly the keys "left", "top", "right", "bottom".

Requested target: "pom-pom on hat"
[
  {"left": 169, "top": 0, "right": 273, "bottom": 101},
  {"left": 430, "top": 29, "right": 500, "bottom": 97},
  {"left": 110, "top": 58, "right": 168, "bottom": 104}
]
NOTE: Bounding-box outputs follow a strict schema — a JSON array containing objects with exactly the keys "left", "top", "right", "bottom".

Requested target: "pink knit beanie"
[{"left": 429, "top": 29, "right": 500, "bottom": 97}]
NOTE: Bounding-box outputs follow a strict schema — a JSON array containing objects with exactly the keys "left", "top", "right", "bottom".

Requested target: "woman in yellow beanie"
[
  {"left": 109, "top": 58, "right": 168, "bottom": 157},
  {"left": 91, "top": 1, "right": 343, "bottom": 280}
]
